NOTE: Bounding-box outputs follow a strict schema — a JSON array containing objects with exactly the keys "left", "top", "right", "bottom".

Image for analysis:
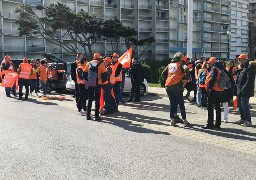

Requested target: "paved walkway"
[{"left": 1, "top": 87, "right": 255, "bottom": 157}]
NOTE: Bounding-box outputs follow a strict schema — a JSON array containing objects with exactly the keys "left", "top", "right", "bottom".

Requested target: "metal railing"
[
  {"left": 2, "top": 10, "right": 19, "bottom": 19},
  {"left": 139, "top": 16, "right": 152, "bottom": 20},
  {"left": 138, "top": 4, "right": 152, "bottom": 9},
  {"left": 156, "top": 27, "right": 169, "bottom": 31},
  {"left": 120, "top": 4, "right": 134, "bottom": 9},
  {"left": 156, "top": 16, "right": 169, "bottom": 20},
  {"left": 121, "top": 15, "right": 135, "bottom": 20},
  {"left": 156, "top": 4, "right": 169, "bottom": 9}
]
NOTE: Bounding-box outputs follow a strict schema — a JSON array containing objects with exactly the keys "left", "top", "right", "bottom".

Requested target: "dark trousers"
[
  {"left": 36, "top": 75, "right": 40, "bottom": 92},
  {"left": 77, "top": 84, "right": 87, "bottom": 112},
  {"left": 5, "top": 84, "right": 16, "bottom": 97},
  {"left": 130, "top": 82, "right": 141, "bottom": 102},
  {"left": 166, "top": 87, "right": 186, "bottom": 120},
  {"left": 19, "top": 78, "right": 30, "bottom": 99},
  {"left": 103, "top": 84, "right": 114, "bottom": 113},
  {"left": 207, "top": 90, "right": 223, "bottom": 127},
  {"left": 30, "top": 79, "right": 38, "bottom": 93},
  {"left": 113, "top": 82, "right": 121, "bottom": 109},
  {"left": 75, "top": 83, "right": 79, "bottom": 107},
  {"left": 87, "top": 86, "right": 100, "bottom": 118},
  {"left": 238, "top": 96, "right": 251, "bottom": 123},
  {"left": 200, "top": 87, "right": 208, "bottom": 107}
]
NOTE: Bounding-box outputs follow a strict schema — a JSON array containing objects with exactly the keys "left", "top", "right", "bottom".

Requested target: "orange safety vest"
[
  {"left": 165, "top": 61, "right": 185, "bottom": 87},
  {"left": 3, "top": 72, "right": 18, "bottom": 88},
  {"left": 205, "top": 67, "right": 224, "bottom": 92},
  {"left": 76, "top": 65, "right": 85, "bottom": 84},
  {"left": 30, "top": 67, "right": 38, "bottom": 80},
  {"left": 19, "top": 63, "right": 32, "bottom": 79},
  {"left": 112, "top": 62, "right": 122, "bottom": 82}
]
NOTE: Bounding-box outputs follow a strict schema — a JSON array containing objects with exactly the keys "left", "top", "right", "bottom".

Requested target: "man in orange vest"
[
  {"left": 84, "top": 52, "right": 107, "bottom": 121},
  {"left": 162, "top": 52, "right": 191, "bottom": 127},
  {"left": 17, "top": 58, "right": 33, "bottom": 100},
  {"left": 76, "top": 57, "right": 88, "bottom": 116},
  {"left": 203, "top": 57, "right": 224, "bottom": 129},
  {"left": 112, "top": 53, "right": 122, "bottom": 112},
  {"left": 1, "top": 55, "right": 16, "bottom": 97},
  {"left": 29, "top": 59, "right": 39, "bottom": 96},
  {"left": 101, "top": 56, "right": 115, "bottom": 115}
]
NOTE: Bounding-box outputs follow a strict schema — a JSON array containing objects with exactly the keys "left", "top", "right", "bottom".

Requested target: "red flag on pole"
[{"left": 118, "top": 48, "right": 132, "bottom": 69}]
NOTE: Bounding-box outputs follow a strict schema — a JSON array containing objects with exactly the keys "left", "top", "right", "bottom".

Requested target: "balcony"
[
  {"left": 90, "top": 12, "right": 104, "bottom": 18},
  {"left": 4, "top": 45, "right": 24, "bottom": 52},
  {"left": 221, "top": 9, "right": 231, "bottom": 15},
  {"left": 105, "top": 3, "right": 117, "bottom": 8},
  {"left": 3, "top": 28, "right": 19, "bottom": 36},
  {"left": 138, "top": 4, "right": 152, "bottom": 9},
  {"left": 221, "top": 0, "right": 230, "bottom": 6},
  {"left": 203, "top": 37, "right": 220, "bottom": 42},
  {"left": 155, "top": 39, "right": 169, "bottom": 43},
  {"left": 139, "top": 15, "right": 152, "bottom": 20},
  {"left": 77, "top": 0, "right": 89, "bottom": 4},
  {"left": 204, "top": 6, "right": 220, "bottom": 13},
  {"left": 139, "top": 27, "right": 153, "bottom": 32},
  {"left": 26, "top": 45, "right": 45, "bottom": 52},
  {"left": 156, "top": 4, "right": 169, "bottom": 10},
  {"left": 121, "top": 15, "right": 135, "bottom": 20},
  {"left": 204, "top": 27, "right": 228, "bottom": 33},
  {"left": 156, "top": 16, "right": 169, "bottom": 21},
  {"left": 121, "top": 4, "right": 134, "bottom": 9},
  {"left": 2, "top": 10, "right": 19, "bottom": 19},
  {"left": 156, "top": 49, "right": 169, "bottom": 54},
  {"left": 105, "top": 14, "right": 118, "bottom": 19},
  {"left": 156, "top": 27, "right": 169, "bottom": 32},
  {"left": 3, "top": 0, "right": 23, "bottom": 3},
  {"left": 24, "top": 0, "right": 43, "bottom": 6},
  {"left": 90, "top": 1, "right": 103, "bottom": 6}
]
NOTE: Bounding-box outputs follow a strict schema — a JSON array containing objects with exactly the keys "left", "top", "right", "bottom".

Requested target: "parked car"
[{"left": 66, "top": 74, "right": 148, "bottom": 96}]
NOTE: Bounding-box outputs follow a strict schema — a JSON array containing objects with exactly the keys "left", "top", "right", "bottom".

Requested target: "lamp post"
[{"left": 227, "top": 30, "right": 231, "bottom": 60}]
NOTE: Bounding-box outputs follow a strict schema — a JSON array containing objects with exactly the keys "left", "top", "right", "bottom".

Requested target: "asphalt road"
[{"left": 0, "top": 92, "right": 255, "bottom": 180}]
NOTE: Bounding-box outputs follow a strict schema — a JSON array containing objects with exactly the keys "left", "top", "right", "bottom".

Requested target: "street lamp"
[{"left": 227, "top": 30, "right": 231, "bottom": 60}]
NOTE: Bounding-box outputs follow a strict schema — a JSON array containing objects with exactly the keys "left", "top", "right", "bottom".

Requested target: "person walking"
[
  {"left": 1, "top": 55, "right": 17, "bottom": 97},
  {"left": 203, "top": 57, "right": 224, "bottom": 129},
  {"left": 17, "top": 58, "right": 32, "bottom": 100},
  {"left": 39, "top": 59, "right": 48, "bottom": 97},
  {"left": 162, "top": 52, "right": 191, "bottom": 127},
  {"left": 127, "top": 58, "right": 144, "bottom": 103},
  {"left": 76, "top": 57, "right": 88, "bottom": 116},
  {"left": 84, "top": 52, "right": 107, "bottom": 121},
  {"left": 112, "top": 53, "right": 122, "bottom": 112},
  {"left": 234, "top": 54, "right": 256, "bottom": 127}
]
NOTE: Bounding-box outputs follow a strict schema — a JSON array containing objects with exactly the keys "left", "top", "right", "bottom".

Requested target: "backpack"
[
  {"left": 198, "top": 70, "right": 206, "bottom": 85},
  {"left": 218, "top": 69, "right": 231, "bottom": 89},
  {"left": 87, "top": 61, "right": 102, "bottom": 87}
]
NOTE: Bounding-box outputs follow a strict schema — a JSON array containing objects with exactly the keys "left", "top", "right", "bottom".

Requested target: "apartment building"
[
  {"left": 0, "top": 0, "right": 249, "bottom": 61},
  {"left": 230, "top": 0, "right": 249, "bottom": 59},
  {"left": 249, "top": 0, "right": 256, "bottom": 59}
]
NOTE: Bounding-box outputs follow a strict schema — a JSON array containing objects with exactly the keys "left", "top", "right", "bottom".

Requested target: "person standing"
[
  {"left": 195, "top": 56, "right": 206, "bottom": 106},
  {"left": 197, "top": 62, "right": 208, "bottom": 109},
  {"left": 39, "top": 59, "right": 48, "bottom": 97},
  {"left": 35, "top": 59, "right": 41, "bottom": 93},
  {"left": 29, "top": 59, "right": 39, "bottom": 96},
  {"left": 17, "top": 58, "right": 32, "bottom": 100},
  {"left": 76, "top": 57, "right": 88, "bottom": 116},
  {"left": 112, "top": 53, "right": 122, "bottom": 112},
  {"left": 234, "top": 54, "right": 256, "bottom": 127},
  {"left": 162, "top": 52, "right": 191, "bottom": 127},
  {"left": 203, "top": 57, "right": 224, "bottom": 129},
  {"left": 1, "top": 55, "right": 16, "bottom": 97},
  {"left": 127, "top": 58, "right": 144, "bottom": 103},
  {"left": 84, "top": 52, "right": 107, "bottom": 121}
]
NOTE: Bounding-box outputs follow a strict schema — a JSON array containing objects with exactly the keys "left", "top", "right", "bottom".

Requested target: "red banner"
[{"left": 118, "top": 48, "right": 132, "bottom": 69}]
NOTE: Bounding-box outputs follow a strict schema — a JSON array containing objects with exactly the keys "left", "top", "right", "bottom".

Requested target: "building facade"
[
  {"left": 0, "top": 0, "right": 250, "bottom": 61},
  {"left": 249, "top": 0, "right": 256, "bottom": 59}
]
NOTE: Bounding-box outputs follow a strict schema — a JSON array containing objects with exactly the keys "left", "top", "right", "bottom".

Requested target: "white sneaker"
[
  {"left": 224, "top": 119, "right": 228, "bottom": 123},
  {"left": 78, "top": 111, "right": 85, "bottom": 116}
]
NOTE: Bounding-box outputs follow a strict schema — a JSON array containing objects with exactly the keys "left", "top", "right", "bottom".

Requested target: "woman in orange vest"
[
  {"left": 17, "top": 58, "right": 32, "bottom": 100},
  {"left": 76, "top": 57, "right": 88, "bottom": 116},
  {"left": 203, "top": 57, "right": 224, "bottom": 129},
  {"left": 39, "top": 59, "right": 48, "bottom": 97},
  {"left": 112, "top": 53, "right": 122, "bottom": 112},
  {"left": 29, "top": 59, "right": 39, "bottom": 96},
  {"left": 162, "top": 52, "right": 191, "bottom": 127},
  {"left": 1, "top": 55, "right": 17, "bottom": 97}
]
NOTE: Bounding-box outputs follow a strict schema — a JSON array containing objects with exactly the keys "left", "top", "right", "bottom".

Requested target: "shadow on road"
[{"left": 102, "top": 111, "right": 171, "bottom": 135}]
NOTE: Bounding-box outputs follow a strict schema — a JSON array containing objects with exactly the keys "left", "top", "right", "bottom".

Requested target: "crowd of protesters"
[
  {"left": 162, "top": 52, "right": 256, "bottom": 128},
  {"left": 1, "top": 51, "right": 255, "bottom": 127}
]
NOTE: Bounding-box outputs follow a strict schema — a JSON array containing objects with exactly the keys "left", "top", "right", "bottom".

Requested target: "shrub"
[{"left": 157, "top": 66, "right": 166, "bottom": 87}]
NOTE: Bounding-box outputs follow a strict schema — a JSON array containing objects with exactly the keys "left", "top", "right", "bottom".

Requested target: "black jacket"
[
  {"left": 236, "top": 61, "right": 256, "bottom": 97},
  {"left": 71, "top": 62, "right": 77, "bottom": 81},
  {"left": 130, "top": 62, "right": 144, "bottom": 84}
]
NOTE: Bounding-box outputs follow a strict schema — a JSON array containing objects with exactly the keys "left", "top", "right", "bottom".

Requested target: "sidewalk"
[{"left": 148, "top": 86, "right": 256, "bottom": 108}]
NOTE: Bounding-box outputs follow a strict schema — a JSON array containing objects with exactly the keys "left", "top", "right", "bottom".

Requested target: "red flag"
[{"left": 118, "top": 48, "right": 132, "bottom": 69}]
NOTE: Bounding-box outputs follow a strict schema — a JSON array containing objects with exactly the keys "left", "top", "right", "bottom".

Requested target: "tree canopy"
[{"left": 16, "top": 3, "right": 154, "bottom": 59}]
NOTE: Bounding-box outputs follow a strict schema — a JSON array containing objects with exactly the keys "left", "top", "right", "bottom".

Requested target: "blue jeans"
[
  {"left": 196, "top": 85, "right": 201, "bottom": 106},
  {"left": 113, "top": 82, "right": 121, "bottom": 109},
  {"left": 238, "top": 96, "right": 251, "bottom": 123},
  {"left": 166, "top": 87, "right": 186, "bottom": 120},
  {"left": 40, "top": 81, "right": 47, "bottom": 96},
  {"left": 87, "top": 85, "right": 100, "bottom": 118}
]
